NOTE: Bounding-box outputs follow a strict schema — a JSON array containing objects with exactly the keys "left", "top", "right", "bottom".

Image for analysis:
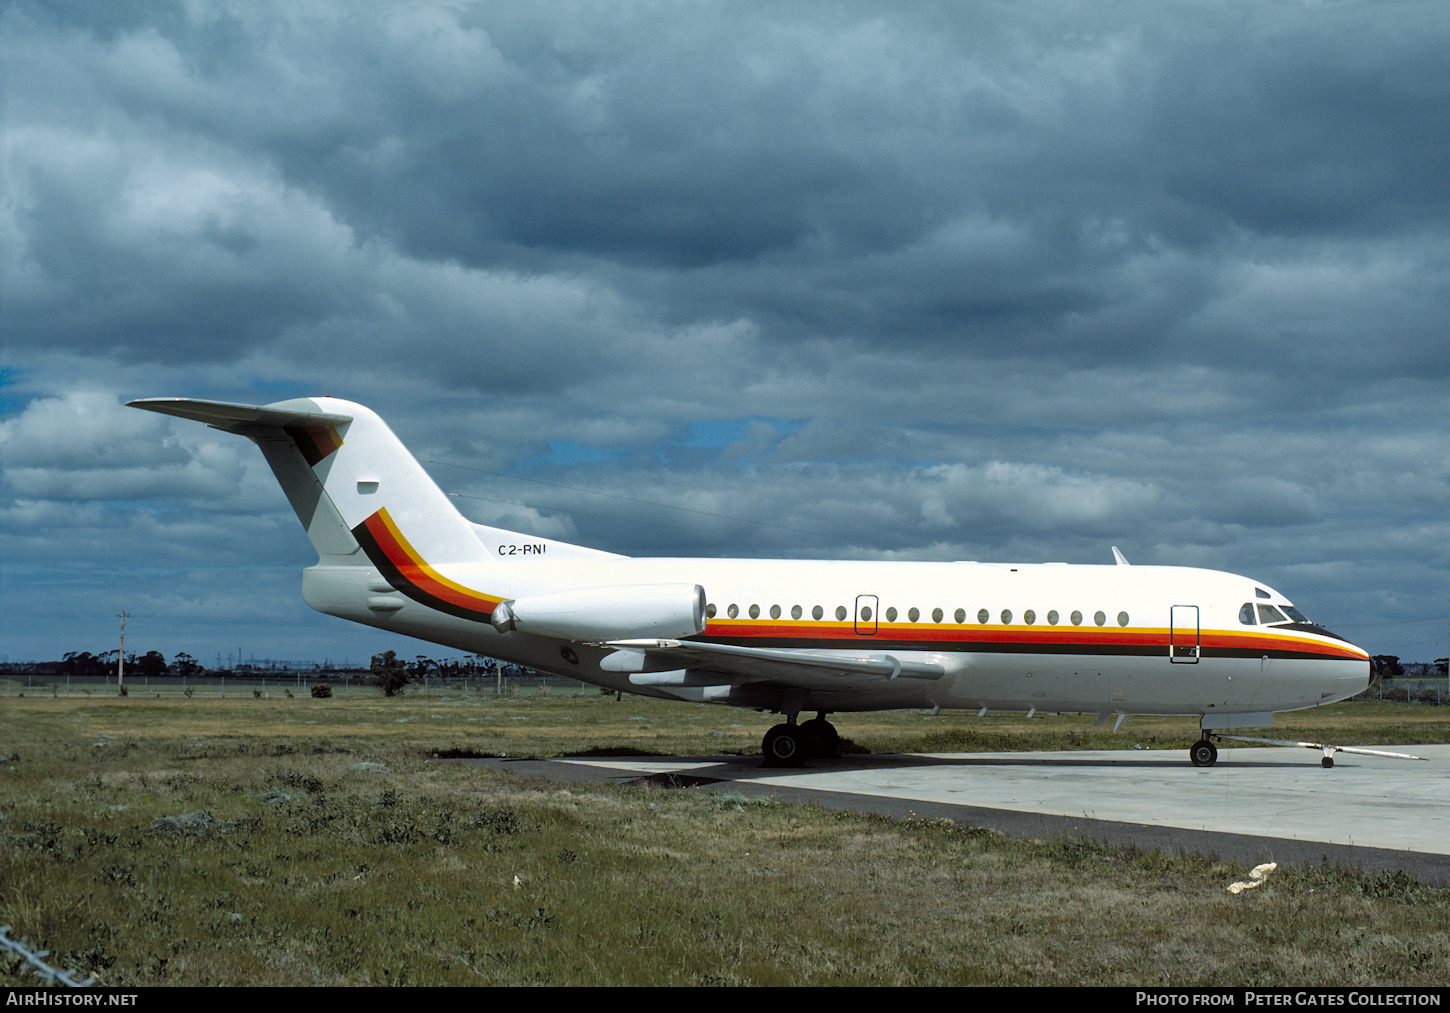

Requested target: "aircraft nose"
[
  {"left": 1337, "top": 637, "right": 1373, "bottom": 696},
  {"left": 1304, "top": 626, "right": 1372, "bottom": 699}
]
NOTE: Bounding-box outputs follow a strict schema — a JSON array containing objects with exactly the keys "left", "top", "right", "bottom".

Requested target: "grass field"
[{"left": 2, "top": 692, "right": 1447, "bottom": 986}]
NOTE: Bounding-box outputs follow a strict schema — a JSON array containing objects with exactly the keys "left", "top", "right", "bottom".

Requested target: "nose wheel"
[{"left": 1189, "top": 737, "right": 1218, "bottom": 767}]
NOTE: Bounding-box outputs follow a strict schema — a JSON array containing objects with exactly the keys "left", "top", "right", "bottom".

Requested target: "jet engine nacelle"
[{"left": 489, "top": 583, "right": 707, "bottom": 642}]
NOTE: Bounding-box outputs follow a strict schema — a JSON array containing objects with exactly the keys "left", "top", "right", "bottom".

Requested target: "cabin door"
[
  {"left": 854, "top": 595, "right": 879, "bottom": 636},
  {"left": 1170, "top": 605, "right": 1200, "bottom": 663}
]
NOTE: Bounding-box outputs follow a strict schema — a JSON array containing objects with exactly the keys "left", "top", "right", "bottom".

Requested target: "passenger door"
[{"left": 1170, "top": 605, "right": 1199, "bottom": 663}]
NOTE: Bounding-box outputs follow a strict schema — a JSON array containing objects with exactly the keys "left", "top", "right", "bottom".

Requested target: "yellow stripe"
[{"left": 375, "top": 508, "right": 502, "bottom": 606}]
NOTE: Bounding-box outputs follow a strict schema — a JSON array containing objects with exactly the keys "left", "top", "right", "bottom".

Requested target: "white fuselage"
[{"left": 303, "top": 554, "right": 1370, "bottom": 721}]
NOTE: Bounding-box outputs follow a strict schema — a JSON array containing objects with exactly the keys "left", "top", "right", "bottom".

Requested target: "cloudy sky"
[{"left": 4, "top": 1, "right": 1449, "bottom": 667}]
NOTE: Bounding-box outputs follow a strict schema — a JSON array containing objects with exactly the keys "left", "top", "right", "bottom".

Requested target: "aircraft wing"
[{"left": 599, "top": 638, "right": 947, "bottom": 687}]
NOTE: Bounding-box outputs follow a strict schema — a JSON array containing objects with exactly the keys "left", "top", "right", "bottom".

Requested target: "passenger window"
[
  {"left": 749, "top": 604, "right": 760, "bottom": 619},
  {"left": 1117, "top": 611, "right": 1129, "bottom": 627},
  {"left": 885, "top": 607, "right": 897, "bottom": 622},
  {"left": 860, "top": 606, "right": 873, "bottom": 621},
  {"left": 1094, "top": 611, "right": 1106, "bottom": 626},
  {"left": 1071, "top": 610, "right": 1083, "bottom": 625},
  {"left": 706, "top": 603, "right": 717, "bottom": 618},
  {"left": 975, "top": 609, "right": 987, "bottom": 624},
  {"left": 727, "top": 604, "right": 739, "bottom": 619},
  {"left": 1000, "top": 609, "right": 1013, "bottom": 624},
  {"left": 957, "top": 608, "right": 968, "bottom": 624},
  {"left": 908, "top": 607, "right": 920, "bottom": 622},
  {"left": 1047, "top": 610, "right": 1059, "bottom": 625},
  {"left": 813, "top": 605, "right": 824, "bottom": 620},
  {"left": 1023, "top": 609, "right": 1036, "bottom": 625},
  {"left": 1239, "top": 603, "right": 1255, "bottom": 625},
  {"left": 769, "top": 604, "right": 781, "bottom": 619},
  {"left": 836, "top": 605, "right": 848, "bottom": 621},
  {"left": 932, "top": 608, "right": 944, "bottom": 623},
  {"left": 791, "top": 605, "right": 803, "bottom": 620}
]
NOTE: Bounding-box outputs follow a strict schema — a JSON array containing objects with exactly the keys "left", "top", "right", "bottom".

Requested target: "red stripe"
[
  {"left": 362, "top": 513, "right": 496, "bottom": 612},
  {"left": 702, "top": 622, "right": 1363, "bottom": 659}
]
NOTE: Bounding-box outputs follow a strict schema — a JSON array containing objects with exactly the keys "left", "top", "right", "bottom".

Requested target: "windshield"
[{"left": 1239, "top": 601, "right": 1312, "bottom": 626}]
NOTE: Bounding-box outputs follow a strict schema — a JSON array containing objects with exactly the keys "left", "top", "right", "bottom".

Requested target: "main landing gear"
[
  {"left": 1189, "top": 735, "right": 1218, "bottom": 768},
  {"left": 762, "top": 714, "right": 840, "bottom": 767}
]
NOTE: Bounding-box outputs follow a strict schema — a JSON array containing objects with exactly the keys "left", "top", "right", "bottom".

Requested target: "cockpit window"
[
  {"left": 1239, "top": 603, "right": 1256, "bottom": 625},
  {"left": 1281, "top": 605, "right": 1310, "bottom": 624},
  {"left": 1255, "top": 588, "right": 1271, "bottom": 599},
  {"left": 1257, "top": 604, "right": 1288, "bottom": 624}
]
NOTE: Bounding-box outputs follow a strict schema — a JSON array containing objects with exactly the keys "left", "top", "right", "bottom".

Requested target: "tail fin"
[{"left": 128, "top": 397, "right": 487, "bottom": 566}]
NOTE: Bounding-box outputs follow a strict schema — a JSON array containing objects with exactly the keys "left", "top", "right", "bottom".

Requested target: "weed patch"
[{"left": 2, "top": 696, "right": 1447, "bottom": 985}]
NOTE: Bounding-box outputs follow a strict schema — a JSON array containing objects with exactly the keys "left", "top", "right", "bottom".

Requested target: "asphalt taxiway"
[{"left": 462, "top": 743, "right": 1450, "bottom": 883}]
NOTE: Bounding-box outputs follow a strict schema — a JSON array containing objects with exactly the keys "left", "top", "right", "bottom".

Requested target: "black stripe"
[
  {"left": 351, "top": 519, "right": 495, "bottom": 623},
  {"left": 284, "top": 426, "right": 328, "bottom": 467},
  {"left": 1267, "top": 622, "right": 1358, "bottom": 644},
  {"left": 695, "top": 634, "right": 1357, "bottom": 662}
]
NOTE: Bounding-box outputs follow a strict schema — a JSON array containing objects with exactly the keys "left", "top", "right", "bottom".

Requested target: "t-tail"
[
  {"left": 129, "top": 397, "right": 502, "bottom": 568},
  {"left": 129, "top": 397, "right": 690, "bottom": 650}
]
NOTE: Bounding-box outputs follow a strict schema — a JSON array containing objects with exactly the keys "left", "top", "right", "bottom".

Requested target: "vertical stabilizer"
[
  {"left": 127, "top": 397, "right": 488, "bottom": 568},
  {"left": 273, "top": 397, "right": 486, "bottom": 567}
]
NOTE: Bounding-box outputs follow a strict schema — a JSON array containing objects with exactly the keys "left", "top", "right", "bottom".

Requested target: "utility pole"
[{"left": 116, "top": 612, "right": 128, "bottom": 694}]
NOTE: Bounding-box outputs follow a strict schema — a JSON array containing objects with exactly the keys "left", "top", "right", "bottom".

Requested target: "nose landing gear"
[{"left": 1189, "top": 736, "right": 1218, "bottom": 767}]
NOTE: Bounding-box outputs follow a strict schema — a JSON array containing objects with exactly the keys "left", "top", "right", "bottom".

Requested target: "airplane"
[{"left": 128, "top": 396, "right": 1372, "bottom": 767}]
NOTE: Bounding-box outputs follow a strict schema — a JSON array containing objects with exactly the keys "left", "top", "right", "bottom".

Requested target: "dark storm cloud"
[{"left": 10, "top": 1, "right": 1450, "bottom": 378}]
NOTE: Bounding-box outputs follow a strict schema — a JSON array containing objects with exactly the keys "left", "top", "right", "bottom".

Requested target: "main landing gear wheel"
[
  {"left": 762, "top": 715, "right": 841, "bottom": 766},
  {"left": 762, "top": 724, "right": 805, "bottom": 767},
  {"left": 1189, "top": 738, "right": 1218, "bottom": 768},
  {"left": 799, "top": 717, "right": 840, "bottom": 758}
]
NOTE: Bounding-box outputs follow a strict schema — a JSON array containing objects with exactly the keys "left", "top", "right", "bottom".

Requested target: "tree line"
[
  {"left": 5, "top": 651, "right": 206, "bottom": 680},
  {"left": 1370, "top": 656, "right": 1448, "bottom": 679},
  {"left": 2, "top": 651, "right": 534, "bottom": 682}
]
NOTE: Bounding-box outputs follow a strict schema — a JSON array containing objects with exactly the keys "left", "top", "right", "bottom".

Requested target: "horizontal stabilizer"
[{"left": 128, "top": 398, "right": 352, "bottom": 432}]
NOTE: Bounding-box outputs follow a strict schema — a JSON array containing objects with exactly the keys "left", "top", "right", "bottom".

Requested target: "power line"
[
  {"left": 444, "top": 491, "right": 725, "bottom": 538},
  {"left": 423, "top": 458, "right": 824, "bottom": 538},
  {"left": 1333, "top": 615, "right": 1450, "bottom": 629}
]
